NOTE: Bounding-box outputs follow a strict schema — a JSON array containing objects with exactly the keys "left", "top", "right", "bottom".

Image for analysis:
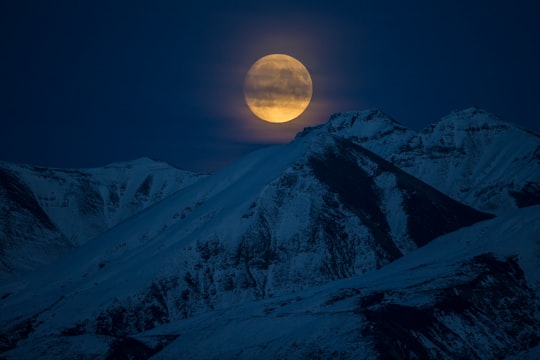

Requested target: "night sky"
[{"left": 1, "top": 1, "right": 539, "bottom": 172}]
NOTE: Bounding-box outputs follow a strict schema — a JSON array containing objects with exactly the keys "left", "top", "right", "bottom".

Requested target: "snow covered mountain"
[
  {"left": 142, "top": 205, "right": 540, "bottom": 360},
  {"left": 0, "top": 158, "right": 206, "bottom": 279},
  {"left": 309, "top": 107, "right": 540, "bottom": 213},
  {"left": 0, "top": 108, "right": 538, "bottom": 359}
]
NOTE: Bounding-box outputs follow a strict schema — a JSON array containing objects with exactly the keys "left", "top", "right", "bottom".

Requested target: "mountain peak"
[
  {"left": 296, "top": 108, "right": 413, "bottom": 158},
  {"left": 298, "top": 108, "right": 407, "bottom": 138},
  {"left": 325, "top": 108, "right": 407, "bottom": 135},
  {"left": 102, "top": 157, "right": 164, "bottom": 169},
  {"left": 436, "top": 106, "right": 510, "bottom": 131}
]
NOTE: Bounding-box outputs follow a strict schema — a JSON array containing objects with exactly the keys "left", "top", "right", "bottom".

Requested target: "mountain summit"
[{"left": 298, "top": 108, "right": 415, "bottom": 158}]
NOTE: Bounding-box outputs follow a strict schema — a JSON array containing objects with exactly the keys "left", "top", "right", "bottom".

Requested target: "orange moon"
[{"left": 244, "top": 54, "right": 313, "bottom": 123}]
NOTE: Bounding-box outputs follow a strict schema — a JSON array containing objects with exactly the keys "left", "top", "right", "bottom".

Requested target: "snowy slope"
[
  {"left": 3, "top": 206, "right": 538, "bottom": 359},
  {"left": 0, "top": 130, "right": 492, "bottom": 356},
  {"left": 144, "top": 205, "right": 540, "bottom": 360},
  {"left": 0, "top": 158, "right": 205, "bottom": 279},
  {"left": 306, "top": 107, "right": 540, "bottom": 213},
  {"left": 392, "top": 107, "right": 540, "bottom": 213}
]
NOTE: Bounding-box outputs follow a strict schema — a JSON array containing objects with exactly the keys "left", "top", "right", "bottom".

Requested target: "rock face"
[
  {"left": 0, "top": 158, "right": 206, "bottom": 279},
  {"left": 0, "top": 108, "right": 539, "bottom": 359}
]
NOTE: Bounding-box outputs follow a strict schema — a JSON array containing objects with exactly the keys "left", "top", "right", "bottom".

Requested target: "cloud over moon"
[{"left": 244, "top": 54, "right": 313, "bottom": 123}]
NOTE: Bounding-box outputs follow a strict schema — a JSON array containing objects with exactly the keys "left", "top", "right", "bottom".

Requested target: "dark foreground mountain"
[
  {"left": 139, "top": 205, "right": 540, "bottom": 360},
  {"left": 0, "top": 108, "right": 539, "bottom": 359}
]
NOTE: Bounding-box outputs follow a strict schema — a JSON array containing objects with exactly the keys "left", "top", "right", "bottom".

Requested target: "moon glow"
[{"left": 244, "top": 54, "right": 313, "bottom": 123}]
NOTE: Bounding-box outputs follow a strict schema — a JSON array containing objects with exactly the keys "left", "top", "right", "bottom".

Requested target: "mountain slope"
[
  {"left": 0, "top": 158, "right": 205, "bottom": 279},
  {"left": 0, "top": 131, "right": 492, "bottom": 356},
  {"left": 3, "top": 205, "right": 538, "bottom": 359},
  {"left": 143, "top": 205, "right": 539, "bottom": 360},
  {"left": 307, "top": 107, "right": 540, "bottom": 213},
  {"left": 392, "top": 107, "right": 540, "bottom": 213}
]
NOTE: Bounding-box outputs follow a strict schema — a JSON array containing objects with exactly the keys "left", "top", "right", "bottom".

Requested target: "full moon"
[{"left": 244, "top": 54, "right": 313, "bottom": 123}]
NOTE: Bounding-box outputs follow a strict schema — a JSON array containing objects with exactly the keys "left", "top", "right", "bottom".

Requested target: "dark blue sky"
[{"left": 1, "top": 1, "right": 539, "bottom": 172}]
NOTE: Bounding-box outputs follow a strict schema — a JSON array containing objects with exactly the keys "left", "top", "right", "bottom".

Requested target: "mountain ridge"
[
  {"left": 0, "top": 125, "right": 496, "bottom": 354},
  {"left": 0, "top": 158, "right": 206, "bottom": 279},
  {"left": 304, "top": 107, "right": 540, "bottom": 213},
  {"left": 0, "top": 107, "right": 538, "bottom": 358}
]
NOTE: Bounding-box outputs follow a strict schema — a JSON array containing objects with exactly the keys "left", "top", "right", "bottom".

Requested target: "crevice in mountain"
[
  {"left": 0, "top": 167, "right": 56, "bottom": 230},
  {"left": 509, "top": 182, "right": 540, "bottom": 208},
  {"left": 235, "top": 213, "right": 276, "bottom": 298},
  {"left": 133, "top": 175, "right": 154, "bottom": 204},
  {"left": 76, "top": 177, "right": 105, "bottom": 216}
]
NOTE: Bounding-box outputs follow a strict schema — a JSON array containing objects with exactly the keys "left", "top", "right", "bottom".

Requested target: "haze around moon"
[{"left": 244, "top": 54, "right": 313, "bottom": 123}]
